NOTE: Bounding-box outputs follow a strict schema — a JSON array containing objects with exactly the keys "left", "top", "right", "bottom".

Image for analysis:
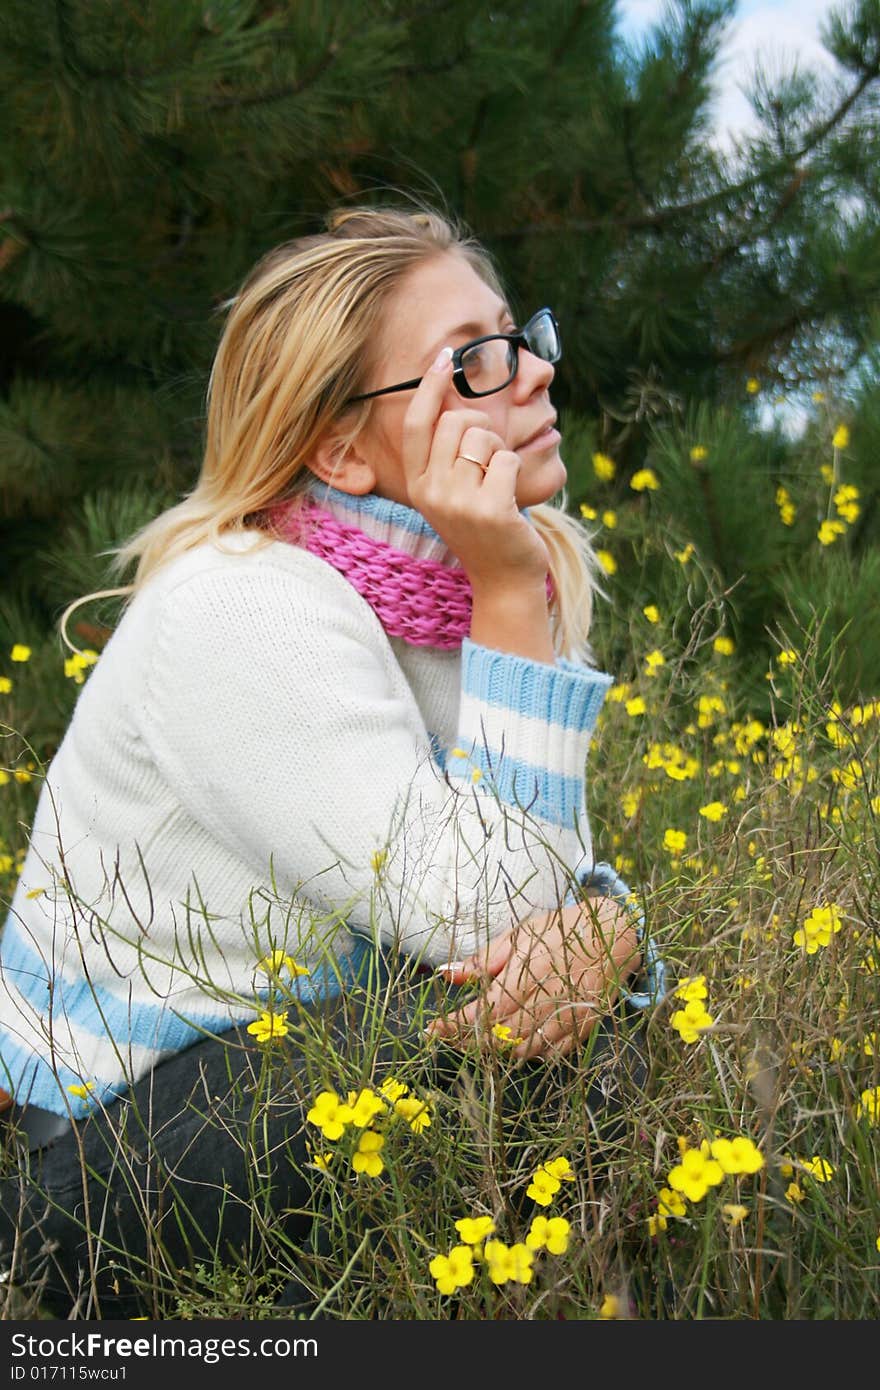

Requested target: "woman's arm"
[{"left": 142, "top": 555, "right": 610, "bottom": 968}]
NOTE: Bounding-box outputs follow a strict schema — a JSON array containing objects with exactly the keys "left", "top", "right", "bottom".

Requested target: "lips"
[{"left": 518, "top": 416, "right": 558, "bottom": 449}]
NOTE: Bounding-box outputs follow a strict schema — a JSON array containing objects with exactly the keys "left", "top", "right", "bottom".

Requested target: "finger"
[
  {"left": 401, "top": 355, "right": 488, "bottom": 490},
  {"left": 477, "top": 448, "right": 521, "bottom": 494},
  {"left": 454, "top": 427, "right": 506, "bottom": 474},
  {"left": 399, "top": 346, "right": 455, "bottom": 489}
]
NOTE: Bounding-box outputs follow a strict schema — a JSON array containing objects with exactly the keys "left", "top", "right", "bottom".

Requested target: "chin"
[{"left": 515, "top": 452, "right": 568, "bottom": 510}]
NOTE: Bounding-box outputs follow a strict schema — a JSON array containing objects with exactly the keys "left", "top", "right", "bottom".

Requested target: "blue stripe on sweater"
[
  {"left": 0, "top": 917, "right": 372, "bottom": 1115},
  {"left": 447, "top": 748, "right": 584, "bottom": 828},
  {"left": 461, "top": 640, "right": 612, "bottom": 732}
]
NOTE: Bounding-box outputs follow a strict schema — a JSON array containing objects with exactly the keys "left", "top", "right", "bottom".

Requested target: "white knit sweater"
[{"left": 0, "top": 486, "right": 615, "bottom": 1115}]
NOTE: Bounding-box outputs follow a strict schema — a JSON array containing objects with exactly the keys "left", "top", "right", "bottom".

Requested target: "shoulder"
[
  {"left": 136, "top": 530, "right": 372, "bottom": 626},
  {"left": 118, "top": 532, "right": 391, "bottom": 675}
]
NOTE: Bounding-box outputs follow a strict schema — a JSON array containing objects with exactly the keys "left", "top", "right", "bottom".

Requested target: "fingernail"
[
  {"left": 436, "top": 961, "right": 466, "bottom": 974},
  {"left": 431, "top": 346, "right": 453, "bottom": 373}
]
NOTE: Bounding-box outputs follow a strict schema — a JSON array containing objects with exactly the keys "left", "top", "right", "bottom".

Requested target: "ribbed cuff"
[{"left": 447, "top": 642, "right": 613, "bottom": 826}]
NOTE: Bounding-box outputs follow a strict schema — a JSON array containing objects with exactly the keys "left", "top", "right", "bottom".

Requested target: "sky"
[{"left": 616, "top": 0, "right": 842, "bottom": 147}]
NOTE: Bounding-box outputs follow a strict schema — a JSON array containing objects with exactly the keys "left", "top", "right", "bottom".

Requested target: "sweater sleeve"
[{"left": 141, "top": 556, "right": 612, "bottom": 967}]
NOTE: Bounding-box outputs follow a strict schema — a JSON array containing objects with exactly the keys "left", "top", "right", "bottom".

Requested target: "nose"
[{"left": 512, "top": 345, "right": 555, "bottom": 399}]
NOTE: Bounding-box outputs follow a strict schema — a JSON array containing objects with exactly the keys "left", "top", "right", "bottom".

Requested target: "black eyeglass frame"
[{"left": 346, "top": 307, "right": 561, "bottom": 403}]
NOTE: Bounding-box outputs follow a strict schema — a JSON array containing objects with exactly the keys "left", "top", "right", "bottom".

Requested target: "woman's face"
[{"left": 351, "top": 252, "right": 567, "bottom": 511}]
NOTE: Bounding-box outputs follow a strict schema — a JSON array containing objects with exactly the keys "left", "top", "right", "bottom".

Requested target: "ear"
[{"left": 307, "top": 432, "right": 377, "bottom": 496}]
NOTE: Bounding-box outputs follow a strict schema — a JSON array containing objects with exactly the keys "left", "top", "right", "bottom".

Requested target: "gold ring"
[{"left": 458, "top": 452, "right": 488, "bottom": 470}]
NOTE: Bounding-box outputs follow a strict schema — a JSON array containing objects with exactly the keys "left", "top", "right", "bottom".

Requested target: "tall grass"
[{"left": 0, "top": 411, "right": 878, "bottom": 1321}]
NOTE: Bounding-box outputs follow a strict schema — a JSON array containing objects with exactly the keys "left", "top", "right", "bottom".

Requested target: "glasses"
[{"left": 347, "top": 307, "right": 561, "bottom": 403}]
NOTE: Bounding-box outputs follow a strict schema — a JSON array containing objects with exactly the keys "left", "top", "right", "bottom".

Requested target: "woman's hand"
[
  {"left": 425, "top": 897, "right": 642, "bottom": 1061},
  {"left": 401, "top": 348, "right": 551, "bottom": 593}
]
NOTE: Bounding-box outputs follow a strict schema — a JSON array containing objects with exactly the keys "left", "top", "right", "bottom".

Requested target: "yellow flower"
[
  {"left": 483, "top": 1240, "right": 534, "bottom": 1286},
  {"left": 834, "top": 484, "right": 860, "bottom": 523},
  {"left": 346, "top": 1087, "right": 385, "bottom": 1127},
  {"left": 776, "top": 484, "right": 796, "bottom": 525},
  {"left": 0, "top": 676, "right": 11, "bottom": 693},
  {"left": 820, "top": 462, "right": 834, "bottom": 484},
  {"left": 378, "top": 1076, "right": 408, "bottom": 1103},
  {"left": 667, "top": 1145, "right": 724, "bottom": 1201},
  {"left": 10, "top": 645, "right": 31, "bottom": 662},
  {"left": 525, "top": 1215, "right": 571, "bottom": 1254},
  {"left": 592, "top": 452, "right": 616, "bottom": 481},
  {"left": 544, "top": 1155, "right": 575, "bottom": 1182},
  {"left": 745, "top": 378, "right": 760, "bottom": 395},
  {"left": 644, "top": 649, "right": 665, "bottom": 676},
  {"left": 713, "top": 636, "right": 735, "bottom": 656},
  {"left": 647, "top": 1213, "right": 667, "bottom": 1237},
  {"left": 643, "top": 604, "right": 660, "bottom": 624},
  {"left": 352, "top": 1129, "right": 385, "bottom": 1177},
  {"left": 454, "top": 1215, "right": 496, "bottom": 1245},
  {"left": 721, "top": 1203, "right": 748, "bottom": 1227},
  {"left": 620, "top": 788, "right": 643, "bottom": 817},
  {"left": 471, "top": 768, "right": 482, "bottom": 784},
  {"left": 709, "top": 1137, "right": 764, "bottom": 1174},
  {"left": 599, "top": 1293, "right": 625, "bottom": 1319},
  {"left": 689, "top": 445, "right": 709, "bottom": 462},
  {"left": 670, "top": 999, "right": 714, "bottom": 1044},
  {"left": 580, "top": 503, "right": 598, "bottom": 520},
  {"left": 698, "top": 801, "right": 728, "bottom": 822},
  {"left": 832, "top": 424, "right": 849, "bottom": 450},
  {"left": 664, "top": 828, "right": 688, "bottom": 855},
  {"left": 799, "top": 1155, "right": 834, "bottom": 1183},
  {"left": 393, "top": 1095, "right": 433, "bottom": 1132},
  {"left": 246, "top": 1010, "right": 290, "bottom": 1044},
  {"left": 674, "top": 973, "right": 707, "bottom": 1002},
  {"left": 491, "top": 1022, "right": 524, "bottom": 1045},
  {"left": 64, "top": 649, "right": 99, "bottom": 683},
  {"left": 429, "top": 1245, "right": 475, "bottom": 1295},
  {"left": 793, "top": 903, "right": 843, "bottom": 954},
  {"left": 630, "top": 468, "right": 660, "bottom": 492},
  {"left": 602, "top": 509, "right": 617, "bottom": 528},
  {"left": 856, "top": 1086, "right": 880, "bottom": 1125},
  {"left": 310, "top": 1149, "right": 333, "bottom": 1171},
  {"left": 811, "top": 390, "right": 825, "bottom": 403},
  {"left": 596, "top": 549, "right": 617, "bottom": 575},
  {"left": 777, "top": 648, "right": 798, "bottom": 666},
  {"left": 674, "top": 542, "right": 695, "bottom": 564},
  {"left": 818, "top": 519, "right": 846, "bottom": 545},
  {"left": 66, "top": 1081, "right": 95, "bottom": 1101},
  {"left": 370, "top": 848, "right": 388, "bottom": 874},
  {"left": 785, "top": 1181, "right": 805, "bottom": 1204},
  {"left": 526, "top": 1159, "right": 568, "bottom": 1206},
  {"left": 306, "top": 1089, "right": 354, "bottom": 1140},
  {"left": 257, "top": 949, "right": 310, "bottom": 978},
  {"left": 657, "top": 1186, "right": 687, "bottom": 1218},
  {"left": 625, "top": 695, "right": 646, "bottom": 717}
]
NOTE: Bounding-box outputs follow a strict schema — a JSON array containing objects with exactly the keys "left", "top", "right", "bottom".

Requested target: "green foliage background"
[{"left": 1, "top": 0, "right": 879, "bottom": 721}]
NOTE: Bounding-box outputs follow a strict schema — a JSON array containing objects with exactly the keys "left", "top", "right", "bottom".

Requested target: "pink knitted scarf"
[{"left": 268, "top": 498, "right": 552, "bottom": 651}]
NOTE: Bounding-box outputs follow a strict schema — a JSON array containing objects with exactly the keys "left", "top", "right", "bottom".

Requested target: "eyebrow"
[{"left": 422, "top": 306, "right": 515, "bottom": 367}]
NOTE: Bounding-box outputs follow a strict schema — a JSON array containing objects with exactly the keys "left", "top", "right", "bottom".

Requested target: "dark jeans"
[{"left": 0, "top": 956, "right": 647, "bottom": 1319}]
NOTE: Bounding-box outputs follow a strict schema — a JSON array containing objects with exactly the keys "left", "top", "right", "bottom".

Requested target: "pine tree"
[{"left": 1, "top": 0, "right": 878, "bottom": 663}]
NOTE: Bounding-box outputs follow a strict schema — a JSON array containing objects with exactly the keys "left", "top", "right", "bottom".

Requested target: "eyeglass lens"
[{"left": 458, "top": 311, "right": 559, "bottom": 395}]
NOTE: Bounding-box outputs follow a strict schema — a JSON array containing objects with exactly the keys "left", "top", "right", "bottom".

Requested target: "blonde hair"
[{"left": 61, "top": 202, "right": 604, "bottom": 661}]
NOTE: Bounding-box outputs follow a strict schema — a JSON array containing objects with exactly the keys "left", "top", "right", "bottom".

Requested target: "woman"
[{"left": 0, "top": 204, "right": 661, "bottom": 1317}]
